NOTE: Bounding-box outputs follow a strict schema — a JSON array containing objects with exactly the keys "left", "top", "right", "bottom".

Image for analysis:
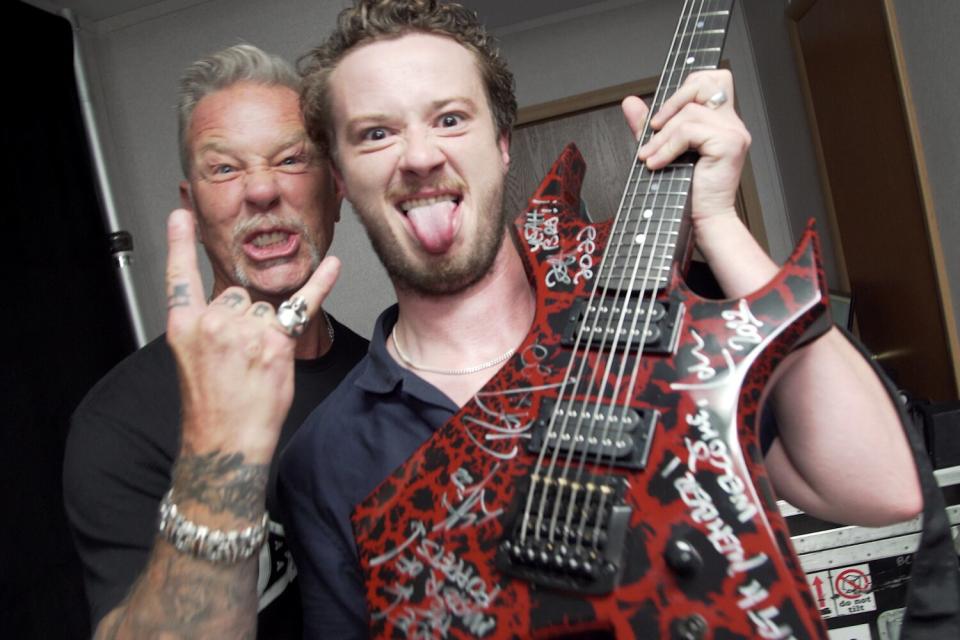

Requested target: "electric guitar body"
[{"left": 353, "top": 2, "right": 831, "bottom": 638}]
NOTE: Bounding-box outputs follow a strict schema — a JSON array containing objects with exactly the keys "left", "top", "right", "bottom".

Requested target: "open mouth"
[
  {"left": 395, "top": 192, "right": 463, "bottom": 254},
  {"left": 398, "top": 194, "right": 461, "bottom": 213},
  {"left": 242, "top": 228, "right": 300, "bottom": 259},
  {"left": 249, "top": 230, "right": 291, "bottom": 248}
]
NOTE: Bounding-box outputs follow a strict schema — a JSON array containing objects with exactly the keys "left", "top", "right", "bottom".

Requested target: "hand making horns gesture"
[{"left": 164, "top": 208, "right": 340, "bottom": 464}]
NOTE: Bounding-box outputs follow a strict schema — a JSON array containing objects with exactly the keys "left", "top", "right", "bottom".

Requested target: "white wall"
[{"left": 75, "top": 0, "right": 803, "bottom": 340}]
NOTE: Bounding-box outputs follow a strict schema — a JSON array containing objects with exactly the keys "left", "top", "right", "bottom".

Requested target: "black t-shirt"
[{"left": 63, "top": 315, "right": 368, "bottom": 638}]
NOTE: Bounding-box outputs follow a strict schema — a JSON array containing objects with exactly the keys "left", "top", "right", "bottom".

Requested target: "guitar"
[{"left": 352, "top": 0, "right": 832, "bottom": 637}]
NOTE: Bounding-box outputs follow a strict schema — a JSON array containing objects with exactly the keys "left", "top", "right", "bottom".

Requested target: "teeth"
[
  {"left": 399, "top": 195, "right": 457, "bottom": 212},
  {"left": 251, "top": 231, "right": 288, "bottom": 248}
]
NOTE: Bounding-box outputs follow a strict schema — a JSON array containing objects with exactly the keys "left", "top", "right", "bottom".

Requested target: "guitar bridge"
[
  {"left": 561, "top": 296, "right": 683, "bottom": 354},
  {"left": 496, "top": 473, "right": 631, "bottom": 595}
]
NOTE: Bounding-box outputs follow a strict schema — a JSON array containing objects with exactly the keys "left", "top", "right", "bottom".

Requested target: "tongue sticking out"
[{"left": 405, "top": 200, "right": 458, "bottom": 254}]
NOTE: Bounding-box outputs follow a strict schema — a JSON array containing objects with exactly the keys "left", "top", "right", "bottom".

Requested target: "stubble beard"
[{"left": 357, "top": 181, "right": 508, "bottom": 297}]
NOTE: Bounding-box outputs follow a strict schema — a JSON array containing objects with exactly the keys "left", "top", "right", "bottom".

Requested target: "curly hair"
[{"left": 299, "top": 0, "right": 516, "bottom": 157}]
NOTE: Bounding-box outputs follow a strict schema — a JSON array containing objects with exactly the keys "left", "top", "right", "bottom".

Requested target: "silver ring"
[
  {"left": 276, "top": 295, "right": 309, "bottom": 337},
  {"left": 704, "top": 89, "right": 728, "bottom": 109}
]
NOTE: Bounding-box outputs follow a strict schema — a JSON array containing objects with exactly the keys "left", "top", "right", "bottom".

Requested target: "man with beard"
[
  {"left": 279, "top": 1, "right": 921, "bottom": 636},
  {"left": 63, "top": 44, "right": 367, "bottom": 638}
]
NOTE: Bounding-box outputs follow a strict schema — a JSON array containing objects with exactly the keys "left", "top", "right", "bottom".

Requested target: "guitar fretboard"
[{"left": 604, "top": 0, "right": 734, "bottom": 292}]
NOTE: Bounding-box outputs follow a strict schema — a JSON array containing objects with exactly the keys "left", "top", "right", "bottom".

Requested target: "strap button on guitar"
[{"left": 671, "top": 614, "right": 708, "bottom": 640}]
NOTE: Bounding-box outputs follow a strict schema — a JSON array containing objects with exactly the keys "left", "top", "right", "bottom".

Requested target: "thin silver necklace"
[
  {"left": 391, "top": 324, "right": 515, "bottom": 376},
  {"left": 322, "top": 309, "right": 335, "bottom": 344}
]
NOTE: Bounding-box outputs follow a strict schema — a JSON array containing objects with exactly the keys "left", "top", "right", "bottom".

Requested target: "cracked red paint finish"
[{"left": 352, "top": 144, "right": 831, "bottom": 639}]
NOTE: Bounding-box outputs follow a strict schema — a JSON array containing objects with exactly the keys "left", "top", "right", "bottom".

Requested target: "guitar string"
[
  {"left": 525, "top": 0, "right": 723, "bottom": 549},
  {"left": 583, "top": 0, "right": 719, "bottom": 552},
  {"left": 555, "top": 0, "right": 727, "bottom": 553},
  {"left": 525, "top": 0, "right": 704, "bottom": 549},
  {"left": 568, "top": 0, "right": 714, "bottom": 553},
  {"left": 519, "top": 0, "right": 715, "bottom": 550}
]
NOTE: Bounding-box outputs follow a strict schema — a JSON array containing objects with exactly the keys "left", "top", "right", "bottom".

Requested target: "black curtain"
[{"left": 2, "top": 2, "right": 137, "bottom": 636}]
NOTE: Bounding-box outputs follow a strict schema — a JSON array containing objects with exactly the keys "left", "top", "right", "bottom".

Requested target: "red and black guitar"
[{"left": 352, "top": 0, "right": 832, "bottom": 637}]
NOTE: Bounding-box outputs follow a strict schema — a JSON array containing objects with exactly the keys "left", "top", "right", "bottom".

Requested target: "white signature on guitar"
[
  {"left": 687, "top": 328, "right": 717, "bottom": 381},
  {"left": 438, "top": 466, "right": 504, "bottom": 531},
  {"left": 374, "top": 534, "right": 499, "bottom": 639},
  {"left": 543, "top": 225, "right": 598, "bottom": 288},
  {"left": 722, "top": 299, "right": 764, "bottom": 351},
  {"left": 685, "top": 400, "right": 758, "bottom": 524},
  {"left": 660, "top": 398, "right": 796, "bottom": 640},
  {"left": 523, "top": 207, "right": 560, "bottom": 254}
]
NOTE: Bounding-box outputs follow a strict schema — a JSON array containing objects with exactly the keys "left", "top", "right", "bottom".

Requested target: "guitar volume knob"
[{"left": 664, "top": 537, "right": 703, "bottom": 576}]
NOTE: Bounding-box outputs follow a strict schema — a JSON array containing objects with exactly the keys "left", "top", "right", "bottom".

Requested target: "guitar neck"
[{"left": 605, "top": 0, "right": 735, "bottom": 293}]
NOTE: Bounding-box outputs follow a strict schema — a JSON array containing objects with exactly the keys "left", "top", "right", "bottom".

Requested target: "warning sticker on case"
[
  {"left": 833, "top": 564, "right": 877, "bottom": 616},
  {"left": 808, "top": 570, "right": 838, "bottom": 619}
]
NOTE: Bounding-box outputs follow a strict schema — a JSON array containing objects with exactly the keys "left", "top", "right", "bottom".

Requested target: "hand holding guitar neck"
[
  {"left": 631, "top": 69, "right": 749, "bottom": 227},
  {"left": 625, "top": 71, "right": 776, "bottom": 297}
]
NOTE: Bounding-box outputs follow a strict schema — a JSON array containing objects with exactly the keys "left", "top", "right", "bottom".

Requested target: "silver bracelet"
[{"left": 157, "top": 490, "right": 268, "bottom": 563}]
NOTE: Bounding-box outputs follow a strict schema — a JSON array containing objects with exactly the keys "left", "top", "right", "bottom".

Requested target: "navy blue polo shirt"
[
  {"left": 279, "top": 305, "right": 456, "bottom": 639},
  {"left": 278, "top": 304, "right": 778, "bottom": 638}
]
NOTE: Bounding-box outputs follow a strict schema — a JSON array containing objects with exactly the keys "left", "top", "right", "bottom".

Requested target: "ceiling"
[{"left": 38, "top": 0, "right": 619, "bottom": 29}]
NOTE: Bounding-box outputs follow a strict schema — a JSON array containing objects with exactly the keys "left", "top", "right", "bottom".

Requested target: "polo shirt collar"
[{"left": 354, "top": 304, "right": 458, "bottom": 412}]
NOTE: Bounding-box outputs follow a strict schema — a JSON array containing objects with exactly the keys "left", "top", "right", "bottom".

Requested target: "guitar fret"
[
  {"left": 607, "top": 250, "right": 679, "bottom": 259},
  {"left": 625, "top": 204, "right": 686, "bottom": 211},
  {"left": 601, "top": 266, "right": 672, "bottom": 275},
  {"left": 608, "top": 265, "right": 672, "bottom": 272},
  {"left": 630, "top": 174, "right": 693, "bottom": 183},
  {"left": 623, "top": 189, "right": 691, "bottom": 198},
  {"left": 607, "top": 242, "right": 678, "bottom": 252},
  {"left": 607, "top": 250, "right": 678, "bottom": 260},
  {"left": 680, "top": 29, "right": 727, "bottom": 37},
  {"left": 606, "top": 258, "right": 678, "bottom": 269},
  {"left": 627, "top": 174, "right": 694, "bottom": 182},
  {"left": 615, "top": 229, "right": 680, "bottom": 237},
  {"left": 671, "top": 47, "right": 723, "bottom": 55},
  {"left": 613, "top": 228, "right": 680, "bottom": 236},
  {"left": 618, "top": 226, "right": 679, "bottom": 236},
  {"left": 628, "top": 178, "right": 690, "bottom": 192}
]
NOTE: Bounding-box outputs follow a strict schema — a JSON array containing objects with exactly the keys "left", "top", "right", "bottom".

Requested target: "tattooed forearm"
[
  {"left": 171, "top": 448, "right": 268, "bottom": 520},
  {"left": 94, "top": 543, "right": 259, "bottom": 639},
  {"left": 168, "top": 283, "right": 190, "bottom": 309}
]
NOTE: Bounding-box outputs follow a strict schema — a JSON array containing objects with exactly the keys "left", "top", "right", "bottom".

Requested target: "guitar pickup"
[
  {"left": 560, "top": 296, "right": 683, "bottom": 354},
  {"left": 529, "top": 399, "right": 657, "bottom": 470}
]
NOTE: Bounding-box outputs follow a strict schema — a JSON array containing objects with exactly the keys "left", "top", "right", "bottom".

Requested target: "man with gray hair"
[{"left": 63, "top": 44, "right": 367, "bottom": 638}]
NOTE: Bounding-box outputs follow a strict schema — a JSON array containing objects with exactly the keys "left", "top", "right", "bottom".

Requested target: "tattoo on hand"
[
  {"left": 172, "top": 448, "right": 268, "bottom": 520},
  {"left": 215, "top": 291, "right": 247, "bottom": 309},
  {"left": 251, "top": 303, "right": 271, "bottom": 318},
  {"left": 168, "top": 283, "right": 190, "bottom": 309}
]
